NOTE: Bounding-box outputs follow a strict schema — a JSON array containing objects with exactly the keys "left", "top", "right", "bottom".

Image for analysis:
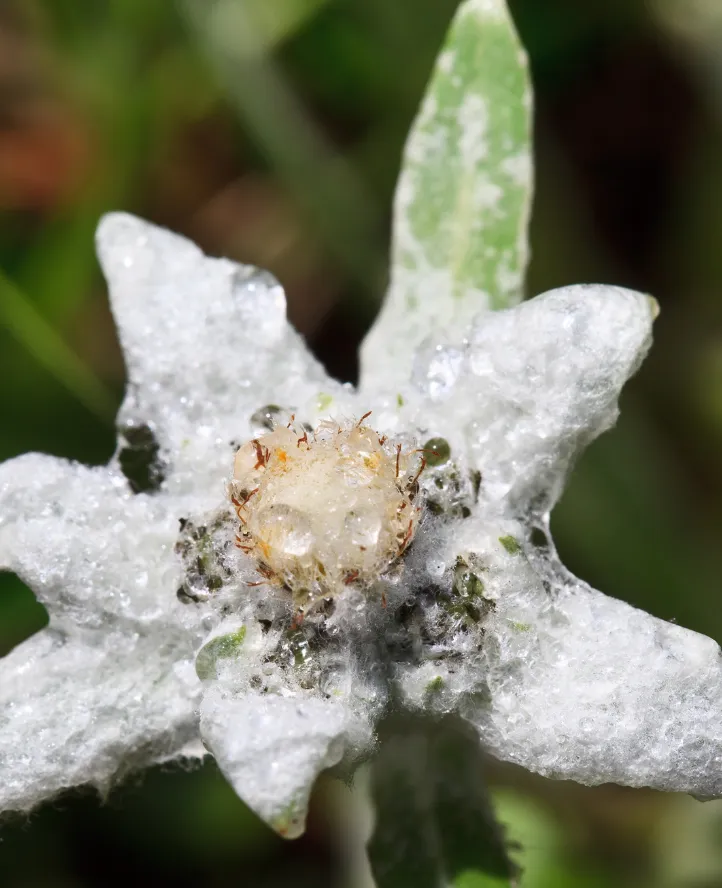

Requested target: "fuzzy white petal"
[
  {"left": 462, "top": 285, "right": 654, "bottom": 508},
  {"left": 200, "top": 688, "right": 375, "bottom": 837},
  {"left": 97, "top": 213, "right": 352, "bottom": 503},
  {"left": 369, "top": 285, "right": 654, "bottom": 511},
  {"left": 0, "top": 629, "right": 201, "bottom": 812},
  {"left": 0, "top": 451, "right": 208, "bottom": 816},
  {"left": 396, "top": 517, "right": 722, "bottom": 798},
  {"left": 0, "top": 452, "right": 197, "bottom": 631}
]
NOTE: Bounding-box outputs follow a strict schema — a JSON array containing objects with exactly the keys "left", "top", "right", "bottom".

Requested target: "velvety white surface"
[{"left": 2, "top": 214, "right": 719, "bottom": 837}]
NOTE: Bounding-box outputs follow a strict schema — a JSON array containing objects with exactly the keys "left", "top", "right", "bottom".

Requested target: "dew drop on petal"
[
  {"left": 423, "top": 437, "right": 451, "bottom": 467},
  {"left": 344, "top": 508, "right": 383, "bottom": 548},
  {"left": 255, "top": 505, "right": 314, "bottom": 557}
]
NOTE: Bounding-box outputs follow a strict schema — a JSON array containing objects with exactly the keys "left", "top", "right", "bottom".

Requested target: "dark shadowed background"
[{"left": 2, "top": 1, "right": 722, "bottom": 885}]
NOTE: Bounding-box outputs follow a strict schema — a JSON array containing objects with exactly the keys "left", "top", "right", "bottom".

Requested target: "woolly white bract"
[{"left": 1, "top": 214, "right": 721, "bottom": 839}]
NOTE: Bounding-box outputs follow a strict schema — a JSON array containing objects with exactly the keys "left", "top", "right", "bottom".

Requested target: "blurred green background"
[{"left": 2, "top": 0, "right": 722, "bottom": 885}]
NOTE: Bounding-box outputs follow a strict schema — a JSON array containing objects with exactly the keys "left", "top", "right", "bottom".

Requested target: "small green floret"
[
  {"left": 509, "top": 621, "right": 531, "bottom": 633},
  {"left": 453, "top": 557, "right": 485, "bottom": 600},
  {"left": 499, "top": 535, "right": 521, "bottom": 555},
  {"left": 448, "top": 556, "right": 492, "bottom": 625}
]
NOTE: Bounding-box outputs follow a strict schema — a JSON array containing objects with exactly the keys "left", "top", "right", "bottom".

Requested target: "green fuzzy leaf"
[
  {"left": 362, "top": 0, "right": 532, "bottom": 387},
  {"left": 368, "top": 716, "right": 518, "bottom": 888}
]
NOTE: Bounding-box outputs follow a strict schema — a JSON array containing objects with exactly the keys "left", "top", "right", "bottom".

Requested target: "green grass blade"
[
  {"left": 181, "top": 0, "right": 383, "bottom": 295},
  {"left": 0, "top": 268, "right": 116, "bottom": 425}
]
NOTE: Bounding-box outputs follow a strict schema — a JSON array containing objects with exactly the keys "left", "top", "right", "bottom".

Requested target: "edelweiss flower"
[{"left": 1, "top": 213, "right": 721, "bottom": 840}]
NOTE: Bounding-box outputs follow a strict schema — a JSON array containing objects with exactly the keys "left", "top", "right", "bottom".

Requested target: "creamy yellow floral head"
[{"left": 231, "top": 416, "right": 423, "bottom": 610}]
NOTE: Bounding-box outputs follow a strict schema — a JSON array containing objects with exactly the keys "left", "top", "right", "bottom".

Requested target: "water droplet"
[
  {"left": 195, "top": 626, "right": 247, "bottom": 680},
  {"left": 414, "top": 345, "right": 464, "bottom": 401},
  {"left": 250, "top": 404, "right": 284, "bottom": 433},
  {"left": 255, "top": 504, "right": 314, "bottom": 557},
  {"left": 344, "top": 508, "right": 383, "bottom": 548},
  {"left": 453, "top": 557, "right": 485, "bottom": 600},
  {"left": 286, "top": 629, "right": 312, "bottom": 667},
  {"left": 423, "top": 437, "right": 451, "bottom": 467}
]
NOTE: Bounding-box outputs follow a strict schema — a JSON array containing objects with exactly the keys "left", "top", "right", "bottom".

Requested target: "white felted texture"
[
  {"left": 1, "top": 214, "right": 720, "bottom": 838},
  {"left": 0, "top": 629, "right": 201, "bottom": 812},
  {"left": 364, "top": 285, "right": 655, "bottom": 512},
  {"left": 0, "top": 448, "right": 207, "bottom": 812},
  {"left": 0, "top": 215, "right": 351, "bottom": 824},
  {"left": 395, "top": 515, "right": 722, "bottom": 797},
  {"left": 97, "top": 213, "right": 353, "bottom": 505},
  {"left": 0, "top": 452, "right": 189, "bottom": 627},
  {"left": 193, "top": 609, "right": 388, "bottom": 836},
  {"left": 201, "top": 689, "right": 374, "bottom": 838}
]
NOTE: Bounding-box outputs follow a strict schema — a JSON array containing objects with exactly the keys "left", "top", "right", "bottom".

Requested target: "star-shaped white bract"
[{"left": 1, "top": 215, "right": 720, "bottom": 839}]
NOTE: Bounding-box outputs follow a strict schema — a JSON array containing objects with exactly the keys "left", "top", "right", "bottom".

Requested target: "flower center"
[{"left": 231, "top": 417, "right": 423, "bottom": 608}]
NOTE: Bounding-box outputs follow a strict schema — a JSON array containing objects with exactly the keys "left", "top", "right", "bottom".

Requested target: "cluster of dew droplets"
[{"left": 230, "top": 414, "right": 423, "bottom": 611}]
